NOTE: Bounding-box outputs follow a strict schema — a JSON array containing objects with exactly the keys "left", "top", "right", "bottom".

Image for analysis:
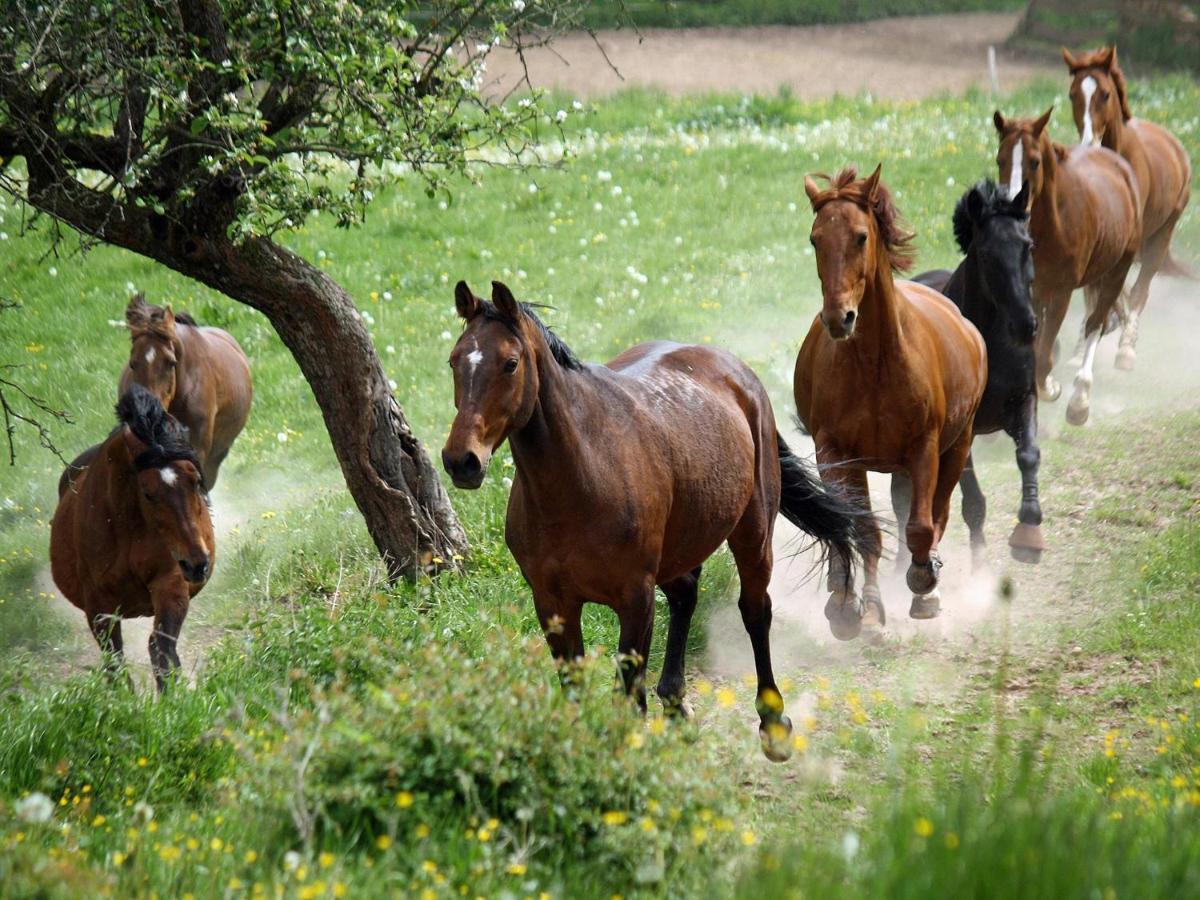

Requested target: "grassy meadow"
[{"left": 1, "top": 73, "right": 1199, "bottom": 897}]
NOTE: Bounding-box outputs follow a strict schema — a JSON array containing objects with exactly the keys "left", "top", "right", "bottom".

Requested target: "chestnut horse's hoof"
[
  {"left": 825, "top": 592, "right": 864, "bottom": 641},
  {"left": 1065, "top": 395, "right": 1090, "bottom": 426},
  {"left": 759, "top": 714, "right": 793, "bottom": 763},
  {"left": 1114, "top": 346, "right": 1136, "bottom": 371},
  {"left": 909, "top": 589, "right": 941, "bottom": 619},
  {"left": 860, "top": 584, "right": 886, "bottom": 642},
  {"left": 1008, "top": 523, "right": 1046, "bottom": 565},
  {"left": 1038, "top": 377, "right": 1062, "bottom": 403},
  {"left": 906, "top": 555, "right": 941, "bottom": 595}
]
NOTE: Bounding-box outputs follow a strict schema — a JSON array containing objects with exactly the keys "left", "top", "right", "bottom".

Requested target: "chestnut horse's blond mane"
[
  {"left": 1066, "top": 47, "right": 1132, "bottom": 122},
  {"left": 808, "top": 167, "right": 917, "bottom": 273}
]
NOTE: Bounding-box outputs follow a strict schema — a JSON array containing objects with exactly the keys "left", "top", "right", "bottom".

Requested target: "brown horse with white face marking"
[
  {"left": 993, "top": 108, "right": 1142, "bottom": 426},
  {"left": 120, "top": 294, "right": 252, "bottom": 489},
  {"left": 442, "top": 281, "right": 875, "bottom": 760},
  {"left": 1062, "top": 46, "right": 1192, "bottom": 371},
  {"left": 794, "top": 166, "right": 986, "bottom": 640},
  {"left": 51, "top": 385, "right": 214, "bottom": 690}
]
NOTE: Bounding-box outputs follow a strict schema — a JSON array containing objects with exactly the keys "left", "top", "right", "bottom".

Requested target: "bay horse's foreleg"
[
  {"left": 616, "top": 580, "right": 656, "bottom": 713},
  {"left": 958, "top": 452, "right": 988, "bottom": 572},
  {"left": 534, "top": 593, "right": 585, "bottom": 691},
  {"left": 1035, "top": 289, "right": 1072, "bottom": 402},
  {"left": 904, "top": 438, "right": 941, "bottom": 605},
  {"left": 815, "top": 448, "right": 877, "bottom": 641},
  {"left": 148, "top": 600, "right": 187, "bottom": 693},
  {"left": 656, "top": 566, "right": 701, "bottom": 717},
  {"left": 890, "top": 473, "right": 913, "bottom": 574},
  {"left": 89, "top": 611, "right": 131, "bottom": 688},
  {"left": 1007, "top": 393, "right": 1045, "bottom": 564}
]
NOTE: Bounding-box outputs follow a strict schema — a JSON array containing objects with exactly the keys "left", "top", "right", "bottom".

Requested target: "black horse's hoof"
[
  {"left": 906, "top": 556, "right": 941, "bottom": 594},
  {"left": 759, "top": 714, "right": 794, "bottom": 763},
  {"left": 825, "top": 592, "right": 864, "bottom": 641}
]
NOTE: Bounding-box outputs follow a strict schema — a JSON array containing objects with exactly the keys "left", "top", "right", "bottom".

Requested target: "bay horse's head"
[
  {"left": 116, "top": 384, "right": 212, "bottom": 584},
  {"left": 1062, "top": 46, "right": 1131, "bottom": 149},
  {"left": 442, "top": 280, "right": 581, "bottom": 489},
  {"left": 993, "top": 108, "right": 1053, "bottom": 211},
  {"left": 125, "top": 293, "right": 185, "bottom": 407},
  {"left": 804, "top": 164, "right": 915, "bottom": 340},
  {"left": 953, "top": 180, "right": 1037, "bottom": 344}
]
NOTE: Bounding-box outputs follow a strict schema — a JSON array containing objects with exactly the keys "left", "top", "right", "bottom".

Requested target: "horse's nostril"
[
  {"left": 843, "top": 310, "right": 857, "bottom": 328},
  {"left": 461, "top": 452, "right": 481, "bottom": 477},
  {"left": 179, "top": 556, "right": 209, "bottom": 583}
]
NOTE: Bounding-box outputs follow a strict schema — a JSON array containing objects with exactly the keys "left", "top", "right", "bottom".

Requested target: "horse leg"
[
  {"left": 1067, "top": 256, "right": 1134, "bottom": 426},
  {"left": 656, "top": 566, "right": 701, "bottom": 717},
  {"left": 1007, "top": 393, "right": 1045, "bottom": 563},
  {"left": 148, "top": 601, "right": 187, "bottom": 693},
  {"left": 728, "top": 517, "right": 793, "bottom": 762},
  {"left": 1035, "top": 288, "right": 1071, "bottom": 402},
  {"left": 203, "top": 447, "right": 229, "bottom": 491},
  {"left": 904, "top": 438, "right": 941, "bottom": 609},
  {"left": 890, "top": 473, "right": 912, "bottom": 574},
  {"left": 958, "top": 451, "right": 988, "bottom": 572},
  {"left": 89, "top": 611, "right": 131, "bottom": 688},
  {"left": 534, "top": 592, "right": 585, "bottom": 692},
  {"left": 1065, "top": 292, "right": 1096, "bottom": 370},
  {"left": 1116, "top": 222, "right": 1175, "bottom": 371},
  {"left": 912, "top": 430, "right": 971, "bottom": 618},
  {"left": 616, "top": 580, "right": 656, "bottom": 713},
  {"left": 818, "top": 463, "right": 880, "bottom": 642}
]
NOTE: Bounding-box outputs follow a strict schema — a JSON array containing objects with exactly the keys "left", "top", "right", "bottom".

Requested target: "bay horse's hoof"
[
  {"left": 1008, "top": 523, "right": 1045, "bottom": 565},
  {"left": 909, "top": 589, "right": 941, "bottom": 620},
  {"left": 759, "top": 714, "right": 793, "bottom": 763},
  {"left": 825, "top": 592, "right": 864, "bottom": 641},
  {"left": 1114, "top": 346, "right": 1136, "bottom": 371},
  {"left": 860, "top": 584, "right": 886, "bottom": 642},
  {"left": 905, "top": 555, "right": 941, "bottom": 595}
]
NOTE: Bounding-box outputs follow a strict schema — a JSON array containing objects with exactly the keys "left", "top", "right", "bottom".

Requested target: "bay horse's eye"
[
  {"left": 503, "top": 359, "right": 519, "bottom": 374},
  {"left": 855, "top": 232, "right": 868, "bottom": 247}
]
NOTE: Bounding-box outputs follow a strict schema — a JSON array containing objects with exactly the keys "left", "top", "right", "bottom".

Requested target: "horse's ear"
[
  {"left": 1061, "top": 46, "right": 1077, "bottom": 69},
  {"left": 161, "top": 305, "right": 176, "bottom": 330},
  {"left": 992, "top": 110, "right": 1007, "bottom": 135},
  {"left": 491, "top": 281, "right": 520, "bottom": 321},
  {"left": 803, "top": 175, "right": 821, "bottom": 206},
  {"left": 454, "top": 281, "right": 480, "bottom": 320},
  {"left": 126, "top": 293, "right": 150, "bottom": 329},
  {"left": 120, "top": 424, "right": 146, "bottom": 461},
  {"left": 1107, "top": 46, "right": 1118, "bottom": 71},
  {"left": 966, "top": 185, "right": 987, "bottom": 225},
  {"left": 862, "top": 164, "right": 883, "bottom": 204},
  {"left": 1032, "top": 107, "right": 1053, "bottom": 138}
]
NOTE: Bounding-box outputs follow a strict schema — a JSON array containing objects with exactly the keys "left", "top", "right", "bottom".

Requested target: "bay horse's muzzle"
[
  {"left": 821, "top": 308, "right": 857, "bottom": 341},
  {"left": 179, "top": 554, "right": 210, "bottom": 584},
  {"left": 442, "top": 448, "right": 486, "bottom": 490}
]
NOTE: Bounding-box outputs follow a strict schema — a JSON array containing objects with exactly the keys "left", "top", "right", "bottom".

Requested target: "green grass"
[{"left": 1, "top": 74, "right": 1199, "bottom": 897}]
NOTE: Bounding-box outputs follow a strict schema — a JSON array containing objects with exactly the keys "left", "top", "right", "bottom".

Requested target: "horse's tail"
[
  {"left": 1159, "top": 251, "right": 1197, "bottom": 280},
  {"left": 776, "top": 433, "right": 878, "bottom": 572}
]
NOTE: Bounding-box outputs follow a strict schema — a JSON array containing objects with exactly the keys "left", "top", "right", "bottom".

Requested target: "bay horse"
[
  {"left": 794, "top": 165, "right": 987, "bottom": 640},
  {"left": 120, "top": 293, "right": 253, "bottom": 489},
  {"left": 903, "top": 179, "right": 1044, "bottom": 568},
  {"left": 993, "top": 108, "right": 1141, "bottom": 426},
  {"left": 1062, "top": 46, "right": 1193, "bottom": 371},
  {"left": 441, "top": 280, "right": 875, "bottom": 761},
  {"left": 51, "top": 384, "right": 214, "bottom": 691}
]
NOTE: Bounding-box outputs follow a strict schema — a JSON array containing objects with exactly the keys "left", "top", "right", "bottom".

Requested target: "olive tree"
[{"left": 0, "top": 0, "right": 587, "bottom": 578}]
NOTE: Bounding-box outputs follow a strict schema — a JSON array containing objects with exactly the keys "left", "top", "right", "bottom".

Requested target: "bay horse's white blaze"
[
  {"left": 466, "top": 349, "right": 483, "bottom": 367},
  {"left": 159, "top": 467, "right": 177, "bottom": 486},
  {"left": 1008, "top": 140, "right": 1024, "bottom": 198},
  {"left": 145, "top": 347, "right": 156, "bottom": 364},
  {"left": 1080, "top": 76, "right": 1099, "bottom": 147}
]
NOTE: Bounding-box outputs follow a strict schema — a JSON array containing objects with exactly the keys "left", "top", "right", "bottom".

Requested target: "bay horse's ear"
[
  {"left": 803, "top": 175, "right": 821, "bottom": 206},
  {"left": 1061, "top": 46, "right": 1077, "bottom": 69},
  {"left": 120, "top": 424, "right": 146, "bottom": 462},
  {"left": 454, "top": 280, "right": 480, "bottom": 320},
  {"left": 862, "top": 164, "right": 883, "bottom": 204},
  {"left": 161, "top": 305, "right": 176, "bottom": 333},
  {"left": 126, "top": 293, "right": 150, "bottom": 329},
  {"left": 1032, "top": 107, "right": 1053, "bottom": 138},
  {"left": 491, "top": 281, "right": 520, "bottom": 321},
  {"left": 1106, "top": 46, "right": 1118, "bottom": 71},
  {"left": 993, "top": 110, "right": 1007, "bottom": 134}
]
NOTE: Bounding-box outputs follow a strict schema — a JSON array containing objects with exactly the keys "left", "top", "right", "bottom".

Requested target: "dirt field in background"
[{"left": 485, "top": 13, "right": 1058, "bottom": 100}]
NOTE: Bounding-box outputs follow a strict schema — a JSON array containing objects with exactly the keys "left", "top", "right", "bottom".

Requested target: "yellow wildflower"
[
  {"left": 507, "top": 863, "right": 527, "bottom": 876},
  {"left": 602, "top": 811, "right": 628, "bottom": 827},
  {"left": 395, "top": 791, "right": 414, "bottom": 808},
  {"left": 375, "top": 835, "right": 392, "bottom": 851},
  {"left": 319, "top": 852, "right": 335, "bottom": 869},
  {"left": 741, "top": 830, "right": 757, "bottom": 846},
  {"left": 716, "top": 687, "right": 736, "bottom": 708},
  {"left": 914, "top": 817, "right": 934, "bottom": 838}
]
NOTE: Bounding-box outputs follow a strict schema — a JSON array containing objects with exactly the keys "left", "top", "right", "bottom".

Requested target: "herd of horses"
[{"left": 49, "top": 48, "right": 1190, "bottom": 758}]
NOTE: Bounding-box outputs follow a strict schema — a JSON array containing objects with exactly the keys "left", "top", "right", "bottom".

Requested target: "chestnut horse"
[
  {"left": 51, "top": 384, "right": 214, "bottom": 690},
  {"left": 1063, "top": 46, "right": 1192, "bottom": 371},
  {"left": 442, "top": 281, "right": 875, "bottom": 760},
  {"left": 993, "top": 108, "right": 1141, "bottom": 426},
  {"left": 794, "top": 166, "right": 986, "bottom": 640},
  {"left": 120, "top": 293, "right": 253, "bottom": 489}
]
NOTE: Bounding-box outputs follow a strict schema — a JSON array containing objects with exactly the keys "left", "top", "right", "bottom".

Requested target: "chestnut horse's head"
[
  {"left": 442, "top": 281, "right": 580, "bottom": 489},
  {"left": 804, "top": 164, "right": 915, "bottom": 340},
  {"left": 1062, "top": 46, "right": 1131, "bottom": 148},
  {"left": 993, "top": 108, "right": 1053, "bottom": 211},
  {"left": 125, "top": 293, "right": 183, "bottom": 407},
  {"left": 117, "top": 384, "right": 213, "bottom": 584}
]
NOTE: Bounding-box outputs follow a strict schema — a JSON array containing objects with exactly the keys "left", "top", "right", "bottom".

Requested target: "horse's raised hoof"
[
  {"left": 759, "top": 715, "right": 793, "bottom": 763},
  {"left": 1008, "top": 523, "right": 1045, "bottom": 565},
  {"left": 1038, "top": 378, "right": 1062, "bottom": 403},
  {"left": 1065, "top": 395, "right": 1090, "bottom": 426},
  {"left": 909, "top": 588, "right": 941, "bottom": 620},
  {"left": 825, "top": 592, "right": 864, "bottom": 641},
  {"left": 1114, "top": 346, "right": 1136, "bottom": 371},
  {"left": 905, "top": 556, "right": 941, "bottom": 595}
]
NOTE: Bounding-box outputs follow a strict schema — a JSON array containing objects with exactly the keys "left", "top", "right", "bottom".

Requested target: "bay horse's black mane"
[
  {"left": 116, "top": 384, "right": 203, "bottom": 474},
  {"left": 952, "top": 179, "right": 1028, "bottom": 255},
  {"left": 480, "top": 299, "right": 583, "bottom": 371}
]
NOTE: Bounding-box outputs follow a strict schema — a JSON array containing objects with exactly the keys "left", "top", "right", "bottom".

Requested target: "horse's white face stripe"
[
  {"left": 466, "top": 350, "right": 483, "bottom": 367},
  {"left": 145, "top": 348, "right": 156, "bottom": 364},
  {"left": 159, "top": 467, "right": 177, "bottom": 487},
  {"left": 1080, "top": 76, "right": 1098, "bottom": 146},
  {"left": 1007, "top": 140, "right": 1024, "bottom": 198}
]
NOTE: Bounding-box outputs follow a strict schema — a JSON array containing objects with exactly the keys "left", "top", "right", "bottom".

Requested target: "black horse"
[{"left": 894, "top": 180, "right": 1045, "bottom": 567}]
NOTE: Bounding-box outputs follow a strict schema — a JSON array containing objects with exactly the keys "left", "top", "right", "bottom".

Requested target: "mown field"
[{"left": 1, "top": 73, "right": 1199, "bottom": 898}]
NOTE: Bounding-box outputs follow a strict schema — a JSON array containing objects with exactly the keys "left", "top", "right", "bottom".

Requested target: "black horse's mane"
[
  {"left": 115, "top": 384, "right": 203, "bottom": 473},
  {"left": 479, "top": 300, "right": 583, "bottom": 371},
  {"left": 952, "top": 179, "right": 1028, "bottom": 255}
]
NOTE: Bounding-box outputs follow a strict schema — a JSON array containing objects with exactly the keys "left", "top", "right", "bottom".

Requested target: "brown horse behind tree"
[
  {"left": 51, "top": 385, "right": 214, "bottom": 690},
  {"left": 1062, "top": 46, "right": 1193, "bottom": 371},
  {"left": 441, "top": 281, "right": 876, "bottom": 761},
  {"left": 794, "top": 165, "right": 987, "bottom": 640},
  {"left": 120, "top": 293, "right": 253, "bottom": 489},
  {"left": 993, "top": 108, "right": 1141, "bottom": 426}
]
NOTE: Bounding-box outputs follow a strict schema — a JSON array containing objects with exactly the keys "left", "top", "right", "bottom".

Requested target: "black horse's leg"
[
  {"left": 89, "top": 611, "right": 131, "bottom": 687},
  {"left": 1008, "top": 392, "right": 1045, "bottom": 563},
  {"left": 890, "top": 472, "right": 913, "bottom": 574},
  {"left": 148, "top": 603, "right": 186, "bottom": 693},
  {"left": 958, "top": 452, "right": 988, "bottom": 571},
  {"left": 616, "top": 581, "right": 656, "bottom": 714},
  {"left": 655, "top": 566, "right": 701, "bottom": 717}
]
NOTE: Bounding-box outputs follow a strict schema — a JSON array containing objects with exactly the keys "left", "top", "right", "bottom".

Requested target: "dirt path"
[{"left": 486, "top": 13, "right": 1056, "bottom": 100}]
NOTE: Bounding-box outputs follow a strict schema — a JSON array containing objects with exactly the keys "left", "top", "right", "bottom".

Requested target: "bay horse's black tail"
[{"left": 777, "top": 433, "right": 879, "bottom": 571}]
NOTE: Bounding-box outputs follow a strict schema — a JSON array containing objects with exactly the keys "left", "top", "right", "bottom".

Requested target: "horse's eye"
[
  {"left": 855, "top": 232, "right": 867, "bottom": 247},
  {"left": 142, "top": 491, "right": 154, "bottom": 502},
  {"left": 1100, "top": 90, "right": 1110, "bottom": 102},
  {"left": 503, "top": 359, "right": 519, "bottom": 374},
  {"left": 1030, "top": 159, "right": 1040, "bottom": 169}
]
